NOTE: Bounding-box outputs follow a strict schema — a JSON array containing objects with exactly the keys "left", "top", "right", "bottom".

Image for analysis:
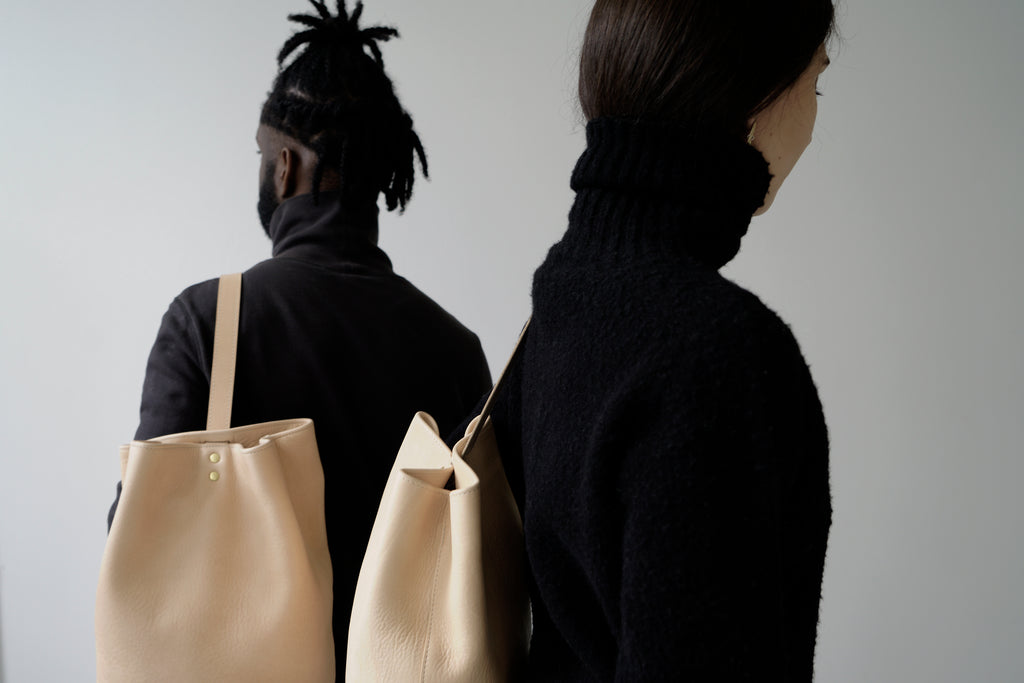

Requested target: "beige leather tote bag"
[
  {"left": 346, "top": 323, "right": 531, "bottom": 682},
  {"left": 96, "top": 273, "right": 335, "bottom": 683}
]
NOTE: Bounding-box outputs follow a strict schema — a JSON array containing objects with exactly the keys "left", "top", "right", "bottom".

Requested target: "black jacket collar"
[{"left": 268, "top": 192, "right": 393, "bottom": 272}]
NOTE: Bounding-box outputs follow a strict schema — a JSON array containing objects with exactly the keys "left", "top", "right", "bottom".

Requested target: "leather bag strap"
[
  {"left": 462, "top": 318, "right": 530, "bottom": 457},
  {"left": 206, "top": 273, "right": 242, "bottom": 431}
]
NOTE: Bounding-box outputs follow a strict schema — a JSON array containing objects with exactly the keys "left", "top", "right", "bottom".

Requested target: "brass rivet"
[
  {"left": 209, "top": 453, "right": 221, "bottom": 464},
  {"left": 209, "top": 472, "right": 220, "bottom": 482}
]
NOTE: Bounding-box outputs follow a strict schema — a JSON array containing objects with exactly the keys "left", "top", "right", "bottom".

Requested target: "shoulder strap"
[
  {"left": 461, "top": 318, "right": 530, "bottom": 456},
  {"left": 206, "top": 273, "right": 242, "bottom": 431}
]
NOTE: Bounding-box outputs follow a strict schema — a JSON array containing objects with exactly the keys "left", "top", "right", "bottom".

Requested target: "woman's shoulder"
[
  {"left": 639, "top": 265, "right": 805, "bottom": 367},
  {"left": 531, "top": 252, "right": 812, "bottom": 388}
]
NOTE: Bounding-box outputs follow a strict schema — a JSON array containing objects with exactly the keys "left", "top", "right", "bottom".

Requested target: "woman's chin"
[{"left": 753, "top": 194, "right": 774, "bottom": 217}]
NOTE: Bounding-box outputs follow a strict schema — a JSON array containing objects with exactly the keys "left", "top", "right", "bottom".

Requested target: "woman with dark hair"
[{"left": 489, "top": 0, "right": 837, "bottom": 679}]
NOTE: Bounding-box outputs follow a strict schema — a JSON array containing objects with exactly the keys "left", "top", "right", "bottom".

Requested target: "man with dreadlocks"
[{"left": 109, "top": 0, "right": 492, "bottom": 671}]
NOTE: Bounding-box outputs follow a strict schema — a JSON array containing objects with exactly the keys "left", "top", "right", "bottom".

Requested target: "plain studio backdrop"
[{"left": 1, "top": 0, "right": 1022, "bottom": 680}]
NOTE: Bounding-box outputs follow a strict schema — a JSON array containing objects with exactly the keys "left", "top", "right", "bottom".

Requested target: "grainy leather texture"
[
  {"left": 346, "top": 409, "right": 530, "bottom": 682},
  {"left": 96, "top": 274, "right": 335, "bottom": 682}
]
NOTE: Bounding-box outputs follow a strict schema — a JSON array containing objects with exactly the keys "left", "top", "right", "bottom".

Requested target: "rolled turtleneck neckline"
[
  {"left": 564, "top": 117, "right": 772, "bottom": 270},
  {"left": 267, "top": 192, "right": 392, "bottom": 272}
]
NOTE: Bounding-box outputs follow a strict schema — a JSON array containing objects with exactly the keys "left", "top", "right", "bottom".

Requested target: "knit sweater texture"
[
  {"left": 491, "top": 117, "right": 832, "bottom": 681},
  {"left": 111, "top": 193, "right": 491, "bottom": 676}
]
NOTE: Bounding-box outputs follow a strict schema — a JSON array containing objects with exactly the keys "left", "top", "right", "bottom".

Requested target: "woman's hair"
[
  {"left": 579, "top": 0, "right": 836, "bottom": 134},
  {"left": 261, "top": 0, "right": 427, "bottom": 212}
]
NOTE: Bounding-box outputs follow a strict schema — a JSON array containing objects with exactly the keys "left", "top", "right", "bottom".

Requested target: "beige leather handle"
[
  {"left": 206, "top": 273, "right": 242, "bottom": 431},
  {"left": 462, "top": 318, "right": 530, "bottom": 457}
]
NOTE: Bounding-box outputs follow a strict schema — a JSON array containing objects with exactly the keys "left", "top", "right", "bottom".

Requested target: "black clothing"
[
  {"left": 491, "top": 118, "right": 831, "bottom": 681},
  {"left": 112, "top": 193, "right": 491, "bottom": 673}
]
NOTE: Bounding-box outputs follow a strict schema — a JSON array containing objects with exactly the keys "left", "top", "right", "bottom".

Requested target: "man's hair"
[{"left": 261, "top": 0, "right": 427, "bottom": 212}]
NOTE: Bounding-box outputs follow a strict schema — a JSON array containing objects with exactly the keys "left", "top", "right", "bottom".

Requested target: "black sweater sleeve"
[{"left": 607, "top": 319, "right": 829, "bottom": 681}]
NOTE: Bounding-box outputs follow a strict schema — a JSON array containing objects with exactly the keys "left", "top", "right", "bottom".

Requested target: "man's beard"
[{"left": 257, "top": 165, "right": 280, "bottom": 238}]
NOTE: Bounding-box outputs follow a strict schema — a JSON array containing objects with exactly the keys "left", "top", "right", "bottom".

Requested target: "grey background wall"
[{"left": 1, "top": 0, "right": 1022, "bottom": 680}]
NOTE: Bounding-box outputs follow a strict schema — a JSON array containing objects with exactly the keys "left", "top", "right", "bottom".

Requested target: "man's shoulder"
[
  {"left": 160, "top": 275, "right": 220, "bottom": 325},
  {"left": 176, "top": 276, "right": 220, "bottom": 302},
  {"left": 388, "top": 274, "right": 485, "bottom": 349},
  {"left": 168, "top": 263, "right": 484, "bottom": 354}
]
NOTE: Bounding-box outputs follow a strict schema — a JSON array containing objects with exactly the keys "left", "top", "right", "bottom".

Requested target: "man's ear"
[{"left": 276, "top": 147, "right": 298, "bottom": 200}]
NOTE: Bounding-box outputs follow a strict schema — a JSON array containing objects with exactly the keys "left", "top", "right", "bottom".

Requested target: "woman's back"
[
  {"left": 488, "top": 0, "right": 837, "bottom": 677},
  {"left": 496, "top": 117, "right": 831, "bottom": 681}
]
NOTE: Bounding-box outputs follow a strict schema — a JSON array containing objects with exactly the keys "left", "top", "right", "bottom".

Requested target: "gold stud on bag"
[
  {"left": 346, "top": 323, "right": 531, "bottom": 683},
  {"left": 95, "top": 273, "right": 335, "bottom": 683}
]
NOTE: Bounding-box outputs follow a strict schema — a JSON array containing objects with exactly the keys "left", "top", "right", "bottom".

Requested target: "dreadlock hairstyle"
[{"left": 261, "top": 0, "right": 427, "bottom": 212}]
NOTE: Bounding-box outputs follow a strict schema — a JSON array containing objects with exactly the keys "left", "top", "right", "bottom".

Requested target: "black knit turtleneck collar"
[
  {"left": 564, "top": 117, "right": 772, "bottom": 269},
  {"left": 267, "top": 192, "right": 393, "bottom": 272}
]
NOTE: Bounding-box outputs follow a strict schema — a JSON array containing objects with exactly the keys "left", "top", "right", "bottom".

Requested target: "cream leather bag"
[
  {"left": 96, "top": 273, "right": 335, "bottom": 683},
  {"left": 346, "top": 325, "right": 531, "bottom": 682}
]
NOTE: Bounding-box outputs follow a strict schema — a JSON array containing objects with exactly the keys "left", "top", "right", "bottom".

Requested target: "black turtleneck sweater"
[
  {"left": 490, "top": 118, "right": 831, "bottom": 681},
  {"left": 111, "top": 193, "right": 491, "bottom": 674}
]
